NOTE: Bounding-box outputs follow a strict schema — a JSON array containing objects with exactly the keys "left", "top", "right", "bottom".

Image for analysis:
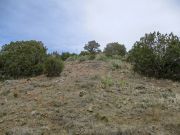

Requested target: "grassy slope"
[{"left": 0, "top": 60, "right": 180, "bottom": 135}]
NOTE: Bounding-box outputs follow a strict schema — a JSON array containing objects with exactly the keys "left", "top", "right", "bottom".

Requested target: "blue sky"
[{"left": 0, "top": 0, "right": 180, "bottom": 53}]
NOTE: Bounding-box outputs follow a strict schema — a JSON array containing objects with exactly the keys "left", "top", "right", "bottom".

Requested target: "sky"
[{"left": 0, "top": 0, "right": 180, "bottom": 53}]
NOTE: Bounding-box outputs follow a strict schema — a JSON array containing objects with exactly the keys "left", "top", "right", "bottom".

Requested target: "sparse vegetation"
[
  {"left": 111, "top": 59, "right": 122, "bottom": 70},
  {"left": 95, "top": 53, "right": 108, "bottom": 61},
  {"left": 1, "top": 0, "right": 180, "bottom": 133},
  {"left": 0, "top": 32, "right": 180, "bottom": 135},
  {"left": 78, "top": 55, "right": 90, "bottom": 62},
  {"left": 0, "top": 60, "right": 180, "bottom": 135},
  {"left": 116, "top": 79, "right": 128, "bottom": 88},
  {"left": 111, "top": 55, "right": 123, "bottom": 60},
  {"left": 101, "top": 75, "right": 114, "bottom": 88}
]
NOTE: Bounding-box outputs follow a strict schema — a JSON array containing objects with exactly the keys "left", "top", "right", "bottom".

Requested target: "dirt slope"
[{"left": 0, "top": 60, "right": 180, "bottom": 135}]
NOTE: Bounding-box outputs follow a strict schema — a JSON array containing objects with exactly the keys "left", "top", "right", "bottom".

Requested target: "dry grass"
[{"left": 0, "top": 60, "right": 180, "bottom": 135}]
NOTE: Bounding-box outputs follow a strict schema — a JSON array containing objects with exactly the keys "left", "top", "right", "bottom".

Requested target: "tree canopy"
[
  {"left": 129, "top": 32, "right": 180, "bottom": 80},
  {"left": 84, "top": 40, "right": 101, "bottom": 54},
  {"left": 104, "top": 42, "right": 126, "bottom": 56},
  {"left": 0, "top": 40, "right": 47, "bottom": 79}
]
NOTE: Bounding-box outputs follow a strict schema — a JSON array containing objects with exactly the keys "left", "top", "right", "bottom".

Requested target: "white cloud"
[
  {"left": 82, "top": 0, "right": 180, "bottom": 50},
  {"left": 0, "top": 0, "right": 180, "bottom": 52}
]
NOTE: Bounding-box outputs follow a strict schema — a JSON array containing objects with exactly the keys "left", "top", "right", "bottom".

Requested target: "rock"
[
  {"left": 117, "top": 104, "right": 122, "bottom": 108},
  {"left": 0, "top": 102, "right": 5, "bottom": 105},
  {"left": 79, "top": 90, "right": 86, "bottom": 97},
  {"left": 4, "top": 80, "right": 13, "bottom": 85},
  {"left": 41, "top": 126, "right": 50, "bottom": 130},
  {"left": 87, "top": 105, "right": 93, "bottom": 112},
  {"left": 167, "top": 88, "right": 172, "bottom": 92},
  {"left": 13, "top": 92, "right": 18, "bottom": 98},
  {"left": 95, "top": 113, "right": 108, "bottom": 122},
  {"left": 25, "top": 85, "right": 35, "bottom": 91},
  {"left": 57, "top": 92, "right": 62, "bottom": 95},
  {"left": 31, "top": 110, "right": 39, "bottom": 116},
  {"left": 20, "top": 121, "right": 27, "bottom": 126},
  {"left": 100, "top": 116, "right": 108, "bottom": 122},
  {"left": 123, "top": 100, "right": 127, "bottom": 105},
  {"left": 135, "top": 85, "right": 146, "bottom": 90},
  {"left": 172, "top": 83, "right": 179, "bottom": 88},
  {"left": 0, "top": 119, "right": 4, "bottom": 123},
  {"left": 139, "top": 90, "right": 146, "bottom": 94}
]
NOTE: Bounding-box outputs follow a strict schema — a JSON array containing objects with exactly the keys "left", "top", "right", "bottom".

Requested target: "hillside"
[{"left": 0, "top": 60, "right": 180, "bottom": 135}]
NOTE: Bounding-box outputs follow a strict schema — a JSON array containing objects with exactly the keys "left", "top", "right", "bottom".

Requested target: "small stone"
[
  {"left": 79, "top": 90, "right": 86, "bottom": 97},
  {"left": 57, "top": 92, "right": 62, "bottom": 95},
  {"left": 135, "top": 85, "right": 146, "bottom": 90},
  {"left": 41, "top": 126, "right": 50, "bottom": 130},
  {"left": 55, "top": 108, "right": 60, "bottom": 113},
  {"left": 0, "top": 120, "right": 4, "bottom": 123},
  {"left": 4, "top": 80, "right": 13, "bottom": 85},
  {"left": 167, "top": 88, "right": 172, "bottom": 92},
  {"left": 100, "top": 116, "right": 108, "bottom": 122},
  {"left": 31, "top": 110, "right": 38, "bottom": 116},
  {"left": 25, "top": 85, "right": 35, "bottom": 91},
  {"left": 117, "top": 104, "right": 122, "bottom": 108},
  {"left": 87, "top": 105, "right": 93, "bottom": 112},
  {"left": 13, "top": 93, "right": 18, "bottom": 98},
  {"left": 123, "top": 101, "right": 127, "bottom": 105},
  {"left": 54, "top": 80, "right": 60, "bottom": 83},
  {"left": 20, "top": 121, "right": 27, "bottom": 126}
]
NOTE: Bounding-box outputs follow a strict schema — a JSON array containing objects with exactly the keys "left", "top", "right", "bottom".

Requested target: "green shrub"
[
  {"left": 0, "top": 40, "right": 47, "bottom": 79},
  {"left": 0, "top": 55, "right": 4, "bottom": 80},
  {"left": 117, "top": 80, "right": 128, "bottom": 88},
  {"left": 45, "top": 56, "right": 64, "bottom": 77},
  {"left": 50, "top": 51, "right": 61, "bottom": 59},
  {"left": 95, "top": 54, "right": 108, "bottom": 61},
  {"left": 101, "top": 76, "right": 114, "bottom": 89},
  {"left": 66, "top": 55, "right": 79, "bottom": 61},
  {"left": 78, "top": 54, "right": 96, "bottom": 62},
  {"left": 60, "top": 52, "right": 71, "bottom": 61},
  {"left": 79, "top": 51, "right": 90, "bottom": 56},
  {"left": 0, "top": 55, "right": 2, "bottom": 68},
  {"left": 129, "top": 32, "right": 180, "bottom": 80},
  {"left": 111, "top": 60, "right": 122, "bottom": 70},
  {"left": 89, "top": 54, "right": 96, "bottom": 60},
  {"left": 104, "top": 42, "right": 126, "bottom": 57},
  {"left": 56, "top": 52, "right": 77, "bottom": 61},
  {"left": 111, "top": 55, "right": 123, "bottom": 60},
  {"left": 78, "top": 55, "right": 90, "bottom": 62}
]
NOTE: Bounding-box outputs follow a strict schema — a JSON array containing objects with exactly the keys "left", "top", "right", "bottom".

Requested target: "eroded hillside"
[{"left": 0, "top": 60, "right": 180, "bottom": 135}]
